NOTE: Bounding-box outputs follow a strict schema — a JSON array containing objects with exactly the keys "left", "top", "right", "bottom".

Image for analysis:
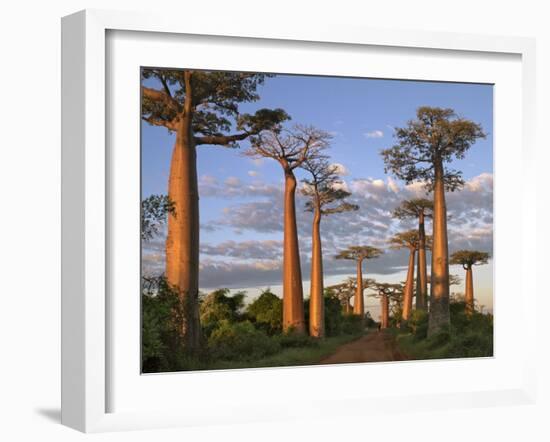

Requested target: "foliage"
[
  {"left": 382, "top": 106, "right": 486, "bottom": 192},
  {"left": 341, "top": 314, "right": 365, "bottom": 335},
  {"left": 141, "top": 276, "right": 187, "bottom": 372},
  {"left": 141, "top": 194, "right": 174, "bottom": 241},
  {"left": 245, "top": 289, "right": 283, "bottom": 335},
  {"left": 450, "top": 250, "right": 490, "bottom": 269},
  {"left": 141, "top": 69, "right": 290, "bottom": 141},
  {"left": 393, "top": 198, "right": 433, "bottom": 219},
  {"left": 395, "top": 299, "right": 493, "bottom": 359},
  {"left": 335, "top": 245, "right": 383, "bottom": 262},
  {"left": 207, "top": 320, "right": 280, "bottom": 362},
  {"left": 200, "top": 289, "right": 246, "bottom": 337},
  {"left": 245, "top": 124, "right": 332, "bottom": 171},
  {"left": 324, "top": 292, "right": 345, "bottom": 337},
  {"left": 301, "top": 157, "right": 359, "bottom": 215}
]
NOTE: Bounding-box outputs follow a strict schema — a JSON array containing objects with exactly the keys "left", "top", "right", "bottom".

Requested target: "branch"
[
  {"left": 195, "top": 132, "right": 249, "bottom": 146},
  {"left": 141, "top": 86, "right": 180, "bottom": 113},
  {"left": 142, "top": 116, "right": 177, "bottom": 131}
]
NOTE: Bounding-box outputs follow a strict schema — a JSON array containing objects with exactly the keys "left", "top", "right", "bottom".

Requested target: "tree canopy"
[
  {"left": 382, "top": 106, "right": 486, "bottom": 191},
  {"left": 301, "top": 157, "right": 359, "bottom": 215},
  {"left": 450, "top": 250, "right": 490, "bottom": 269},
  {"left": 141, "top": 69, "right": 290, "bottom": 144},
  {"left": 335, "top": 246, "right": 383, "bottom": 262},
  {"left": 393, "top": 198, "right": 434, "bottom": 220},
  {"left": 245, "top": 124, "right": 332, "bottom": 170}
]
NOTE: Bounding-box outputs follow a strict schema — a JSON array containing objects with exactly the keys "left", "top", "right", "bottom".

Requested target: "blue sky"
[{"left": 142, "top": 73, "right": 494, "bottom": 318}]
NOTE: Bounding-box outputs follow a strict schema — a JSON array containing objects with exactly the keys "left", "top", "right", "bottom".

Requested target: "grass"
[
  {"left": 391, "top": 305, "right": 493, "bottom": 360},
  {"left": 180, "top": 333, "right": 363, "bottom": 371}
]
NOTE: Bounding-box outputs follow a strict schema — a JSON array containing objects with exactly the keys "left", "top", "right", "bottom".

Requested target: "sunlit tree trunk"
[
  {"left": 465, "top": 265, "right": 474, "bottom": 316},
  {"left": 402, "top": 248, "right": 416, "bottom": 323},
  {"left": 416, "top": 211, "right": 428, "bottom": 310},
  {"left": 428, "top": 158, "right": 450, "bottom": 335},
  {"left": 165, "top": 109, "right": 201, "bottom": 350},
  {"left": 381, "top": 293, "right": 389, "bottom": 329},
  {"left": 309, "top": 196, "right": 324, "bottom": 337},
  {"left": 354, "top": 260, "right": 364, "bottom": 317},
  {"left": 282, "top": 170, "right": 305, "bottom": 334}
]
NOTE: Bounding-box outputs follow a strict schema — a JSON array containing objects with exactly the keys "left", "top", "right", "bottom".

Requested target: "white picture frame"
[{"left": 61, "top": 9, "right": 537, "bottom": 433}]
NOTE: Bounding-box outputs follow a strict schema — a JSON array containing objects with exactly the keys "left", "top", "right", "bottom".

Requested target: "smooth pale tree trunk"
[
  {"left": 465, "top": 265, "right": 474, "bottom": 315},
  {"left": 344, "top": 297, "right": 351, "bottom": 315},
  {"left": 381, "top": 293, "right": 389, "bottom": 329},
  {"left": 165, "top": 112, "right": 201, "bottom": 350},
  {"left": 309, "top": 199, "right": 324, "bottom": 338},
  {"left": 416, "top": 211, "right": 428, "bottom": 310},
  {"left": 428, "top": 158, "right": 451, "bottom": 336},
  {"left": 282, "top": 170, "right": 305, "bottom": 334},
  {"left": 402, "top": 248, "right": 416, "bottom": 323},
  {"left": 353, "top": 260, "right": 364, "bottom": 317}
]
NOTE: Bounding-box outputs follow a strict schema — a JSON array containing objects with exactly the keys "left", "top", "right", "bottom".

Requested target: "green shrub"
[
  {"left": 341, "top": 314, "right": 365, "bottom": 335},
  {"left": 246, "top": 289, "right": 282, "bottom": 335},
  {"left": 324, "top": 293, "right": 344, "bottom": 337},
  {"left": 396, "top": 300, "right": 493, "bottom": 360},
  {"left": 141, "top": 277, "right": 186, "bottom": 372},
  {"left": 277, "top": 331, "right": 319, "bottom": 349},
  {"left": 200, "top": 289, "right": 246, "bottom": 337},
  {"left": 207, "top": 320, "right": 280, "bottom": 361}
]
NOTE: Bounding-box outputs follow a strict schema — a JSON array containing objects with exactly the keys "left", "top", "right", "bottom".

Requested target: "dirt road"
[{"left": 320, "top": 331, "right": 407, "bottom": 364}]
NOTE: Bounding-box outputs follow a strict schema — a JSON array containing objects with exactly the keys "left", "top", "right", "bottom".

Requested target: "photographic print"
[{"left": 140, "top": 69, "right": 493, "bottom": 373}]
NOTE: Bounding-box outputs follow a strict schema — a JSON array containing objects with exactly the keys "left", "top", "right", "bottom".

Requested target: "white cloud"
[
  {"left": 247, "top": 170, "right": 259, "bottom": 177},
  {"left": 224, "top": 176, "right": 241, "bottom": 187},
  {"left": 330, "top": 162, "right": 349, "bottom": 176},
  {"left": 387, "top": 176, "right": 399, "bottom": 193},
  {"left": 364, "top": 130, "right": 384, "bottom": 139}
]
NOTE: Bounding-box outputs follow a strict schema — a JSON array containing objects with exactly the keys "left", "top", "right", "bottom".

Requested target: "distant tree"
[
  {"left": 450, "top": 250, "right": 490, "bottom": 315},
  {"left": 199, "top": 288, "right": 246, "bottom": 337},
  {"left": 393, "top": 198, "right": 433, "bottom": 310},
  {"left": 371, "top": 282, "right": 403, "bottom": 329},
  {"left": 142, "top": 69, "right": 289, "bottom": 350},
  {"left": 245, "top": 125, "right": 331, "bottom": 334},
  {"left": 388, "top": 230, "right": 421, "bottom": 324},
  {"left": 326, "top": 280, "right": 355, "bottom": 315},
  {"left": 335, "top": 246, "right": 383, "bottom": 318},
  {"left": 246, "top": 289, "right": 283, "bottom": 335},
  {"left": 382, "top": 107, "right": 485, "bottom": 335},
  {"left": 301, "top": 158, "right": 358, "bottom": 337}
]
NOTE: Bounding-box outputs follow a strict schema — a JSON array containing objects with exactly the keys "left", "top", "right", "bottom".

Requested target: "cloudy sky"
[{"left": 141, "top": 73, "right": 493, "bottom": 318}]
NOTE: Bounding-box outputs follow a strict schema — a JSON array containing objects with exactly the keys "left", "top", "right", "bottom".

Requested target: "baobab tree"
[
  {"left": 382, "top": 107, "right": 485, "bottom": 335},
  {"left": 393, "top": 198, "right": 433, "bottom": 311},
  {"left": 371, "top": 282, "right": 403, "bottom": 327},
  {"left": 327, "top": 280, "right": 355, "bottom": 314},
  {"left": 335, "top": 246, "right": 383, "bottom": 318},
  {"left": 388, "top": 230, "right": 421, "bottom": 324},
  {"left": 141, "top": 69, "right": 289, "bottom": 349},
  {"left": 450, "top": 250, "right": 489, "bottom": 315},
  {"left": 301, "top": 158, "right": 358, "bottom": 337},
  {"left": 246, "top": 125, "right": 331, "bottom": 334}
]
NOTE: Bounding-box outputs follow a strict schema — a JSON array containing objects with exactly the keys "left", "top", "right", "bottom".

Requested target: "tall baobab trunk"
[
  {"left": 344, "top": 296, "right": 351, "bottom": 315},
  {"left": 282, "top": 169, "right": 305, "bottom": 333},
  {"left": 309, "top": 196, "right": 324, "bottom": 337},
  {"left": 402, "top": 248, "right": 416, "bottom": 323},
  {"left": 165, "top": 107, "right": 201, "bottom": 350},
  {"left": 416, "top": 211, "right": 428, "bottom": 310},
  {"left": 380, "top": 293, "right": 389, "bottom": 329},
  {"left": 465, "top": 265, "right": 474, "bottom": 315},
  {"left": 428, "top": 158, "right": 450, "bottom": 335},
  {"left": 354, "top": 260, "right": 364, "bottom": 317}
]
